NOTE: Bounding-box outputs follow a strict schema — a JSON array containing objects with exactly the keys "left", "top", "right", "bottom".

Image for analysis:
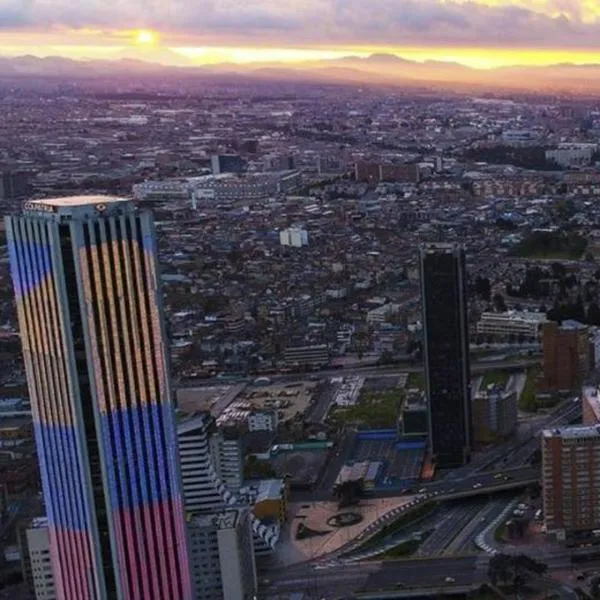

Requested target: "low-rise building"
[
  {"left": 248, "top": 410, "right": 278, "bottom": 433},
  {"left": 21, "top": 518, "right": 55, "bottom": 600},
  {"left": 476, "top": 311, "right": 547, "bottom": 341},
  {"left": 283, "top": 344, "right": 329, "bottom": 368}
]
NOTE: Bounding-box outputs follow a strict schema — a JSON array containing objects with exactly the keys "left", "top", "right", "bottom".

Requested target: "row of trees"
[{"left": 488, "top": 553, "right": 548, "bottom": 593}]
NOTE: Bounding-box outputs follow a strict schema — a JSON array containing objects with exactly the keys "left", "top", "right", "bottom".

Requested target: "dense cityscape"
[{"left": 4, "top": 57, "right": 600, "bottom": 600}]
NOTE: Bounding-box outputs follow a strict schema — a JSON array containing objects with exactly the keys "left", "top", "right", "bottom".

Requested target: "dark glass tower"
[
  {"left": 420, "top": 243, "right": 472, "bottom": 468},
  {"left": 6, "top": 197, "right": 193, "bottom": 600}
]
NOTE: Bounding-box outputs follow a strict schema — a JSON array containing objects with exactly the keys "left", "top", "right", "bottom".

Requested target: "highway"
[
  {"left": 262, "top": 551, "right": 589, "bottom": 600},
  {"left": 262, "top": 556, "right": 488, "bottom": 599},
  {"left": 417, "top": 500, "right": 486, "bottom": 557}
]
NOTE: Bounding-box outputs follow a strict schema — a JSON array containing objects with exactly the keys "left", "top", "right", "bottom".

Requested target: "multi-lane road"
[{"left": 262, "top": 556, "right": 488, "bottom": 599}]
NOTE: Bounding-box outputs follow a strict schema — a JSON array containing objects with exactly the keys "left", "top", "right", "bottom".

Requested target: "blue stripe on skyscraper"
[
  {"left": 99, "top": 404, "right": 176, "bottom": 510},
  {"left": 141, "top": 233, "right": 156, "bottom": 255},
  {"left": 130, "top": 405, "right": 151, "bottom": 508},
  {"left": 98, "top": 414, "right": 120, "bottom": 511},
  {"left": 120, "top": 409, "right": 142, "bottom": 513},
  {"left": 7, "top": 239, "right": 53, "bottom": 298},
  {"left": 140, "top": 402, "right": 161, "bottom": 513},
  {"left": 103, "top": 411, "right": 130, "bottom": 513},
  {"left": 34, "top": 423, "right": 88, "bottom": 531}
]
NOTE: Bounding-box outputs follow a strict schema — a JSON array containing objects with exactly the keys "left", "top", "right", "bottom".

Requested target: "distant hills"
[{"left": 2, "top": 52, "right": 600, "bottom": 93}]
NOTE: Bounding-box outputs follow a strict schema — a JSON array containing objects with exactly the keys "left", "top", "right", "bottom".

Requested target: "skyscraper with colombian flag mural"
[{"left": 6, "top": 196, "right": 193, "bottom": 600}]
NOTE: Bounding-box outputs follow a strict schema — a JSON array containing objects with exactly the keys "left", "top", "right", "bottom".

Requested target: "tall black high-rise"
[{"left": 420, "top": 243, "right": 472, "bottom": 468}]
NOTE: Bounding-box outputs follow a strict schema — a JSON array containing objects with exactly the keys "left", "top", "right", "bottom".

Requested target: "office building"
[
  {"left": 7, "top": 197, "right": 192, "bottom": 600},
  {"left": 283, "top": 344, "right": 329, "bottom": 368},
  {"left": 0, "top": 169, "right": 30, "bottom": 201},
  {"left": 476, "top": 311, "right": 547, "bottom": 341},
  {"left": 542, "top": 426, "right": 600, "bottom": 539},
  {"left": 210, "top": 427, "right": 244, "bottom": 492},
  {"left": 279, "top": 227, "right": 309, "bottom": 247},
  {"left": 240, "top": 479, "right": 289, "bottom": 525},
  {"left": 211, "top": 154, "right": 245, "bottom": 175},
  {"left": 178, "top": 415, "right": 235, "bottom": 513},
  {"left": 188, "top": 510, "right": 257, "bottom": 600},
  {"left": 22, "top": 518, "right": 56, "bottom": 600},
  {"left": 472, "top": 386, "right": 518, "bottom": 444},
  {"left": 178, "top": 414, "right": 275, "bottom": 598},
  {"left": 541, "top": 320, "right": 590, "bottom": 393},
  {"left": 420, "top": 243, "right": 472, "bottom": 468}
]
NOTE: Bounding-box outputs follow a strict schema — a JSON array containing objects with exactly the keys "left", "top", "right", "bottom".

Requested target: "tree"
[
  {"left": 588, "top": 302, "right": 600, "bottom": 326},
  {"left": 493, "top": 293, "right": 507, "bottom": 312}
]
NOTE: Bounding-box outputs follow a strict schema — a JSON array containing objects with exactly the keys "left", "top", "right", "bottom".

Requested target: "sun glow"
[{"left": 134, "top": 30, "right": 158, "bottom": 46}]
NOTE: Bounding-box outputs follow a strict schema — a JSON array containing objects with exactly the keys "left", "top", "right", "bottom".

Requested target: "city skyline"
[{"left": 2, "top": 0, "right": 600, "bottom": 69}]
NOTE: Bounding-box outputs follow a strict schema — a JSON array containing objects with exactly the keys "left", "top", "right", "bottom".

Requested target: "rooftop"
[
  {"left": 30, "top": 195, "right": 127, "bottom": 208},
  {"left": 543, "top": 424, "right": 600, "bottom": 439}
]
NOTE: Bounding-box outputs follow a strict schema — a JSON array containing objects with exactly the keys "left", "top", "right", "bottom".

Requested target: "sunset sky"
[{"left": 1, "top": 0, "right": 600, "bottom": 69}]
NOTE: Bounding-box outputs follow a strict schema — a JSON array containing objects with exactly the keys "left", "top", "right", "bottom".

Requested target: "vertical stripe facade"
[{"left": 6, "top": 200, "right": 192, "bottom": 600}]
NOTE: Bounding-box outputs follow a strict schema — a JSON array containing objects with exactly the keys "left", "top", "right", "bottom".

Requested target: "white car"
[{"left": 445, "top": 577, "right": 456, "bottom": 583}]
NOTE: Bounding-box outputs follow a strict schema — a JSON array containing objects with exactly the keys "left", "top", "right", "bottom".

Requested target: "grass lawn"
[
  {"left": 482, "top": 371, "right": 509, "bottom": 388},
  {"left": 357, "top": 502, "right": 437, "bottom": 551},
  {"left": 407, "top": 371, "right": 424, "bottom": 389},
  {"left": 380, "top": 529, "right": 433, "bottom": 559},
  {"left": 494, "top": 522, "right": 506, "bottom": 542},
  {"left": 329, "top": 388, "right": 403, "bottom": 429},
  {"left": 519, "top": 367, "right": 541, "bottom": 412}
]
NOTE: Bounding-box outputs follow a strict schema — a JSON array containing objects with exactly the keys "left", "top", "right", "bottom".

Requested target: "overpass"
[
  {"left": 354, "top": 584, "right": 482, "bottom": 598},
  {"left": 344, "top": 467, "right": 539, "bottom": 557}
]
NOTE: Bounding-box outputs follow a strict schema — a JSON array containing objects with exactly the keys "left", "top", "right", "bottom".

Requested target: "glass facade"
[
  {"left": 420, "top": 243, "right": 472, "bottom": 468},
  {"left": 6, "top": 198, "right": 192, "bottom": 600}
]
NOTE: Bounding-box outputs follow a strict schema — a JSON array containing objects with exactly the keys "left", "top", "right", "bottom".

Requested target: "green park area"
[
  {"left": 518, "top": 367, "right": 553, "bottom": 412},
  {"left": 359, "top": 502, "right": 436, "bottom": 552},
  {"left": 328, "top": 388, "right": 403, "bottom": 429},
  {"left": 380, "top": 530, "right": 433, "bottom": 559},
  {"left": 481, "top": 371, "right": 509, "bottom": 388},
  {"left": 512, "top": 230, "right": 587, "bottom": 260},
  {"left": 407, "top": 371, "right": 424, "bottom": 389}
]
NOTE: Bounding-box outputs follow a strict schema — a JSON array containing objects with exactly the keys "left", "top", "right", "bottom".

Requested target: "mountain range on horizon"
[{"left": 3, "top": 51, "right": 600, "bottom": 93}]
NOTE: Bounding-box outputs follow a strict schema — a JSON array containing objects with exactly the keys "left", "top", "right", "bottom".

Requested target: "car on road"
[
  {"left": 473, "top": 483, "right": 483, "bottom": 489},
  {"left": 445, "top": 577, "right": 456, "bottom": 583},
  {"left": 418, "top": 488, "right": 426, "bottom": 493}
]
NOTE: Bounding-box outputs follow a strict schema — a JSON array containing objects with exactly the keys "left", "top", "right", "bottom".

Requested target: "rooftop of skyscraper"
[{"left": 30, "top": 195, "right": 126, "bottom": 208}]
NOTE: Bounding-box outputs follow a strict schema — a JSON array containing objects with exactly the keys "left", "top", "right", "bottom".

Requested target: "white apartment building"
[
  {"left": 177, "top": 413, "right": 279, "bottom": 579},
  {"left": 279, "top": 227, "right": 309, "bottom": 247},
  {"left": 178, "top": 416, "right": 235, "bottom": 513},
  {"left": 546, "top": 144, "right": 597, "bottom": 168},
  {"left": 25, "top": 518, "right": 55, "bottom": 600},
  {"left": 188, "top": 509, "right": 257, "bottom": 600},
  {"left": 210, "top": 429, "right": 244, "bottom": 492},
  {"left": 476, "top": 311, "right": 547, "bottom": 340}
]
